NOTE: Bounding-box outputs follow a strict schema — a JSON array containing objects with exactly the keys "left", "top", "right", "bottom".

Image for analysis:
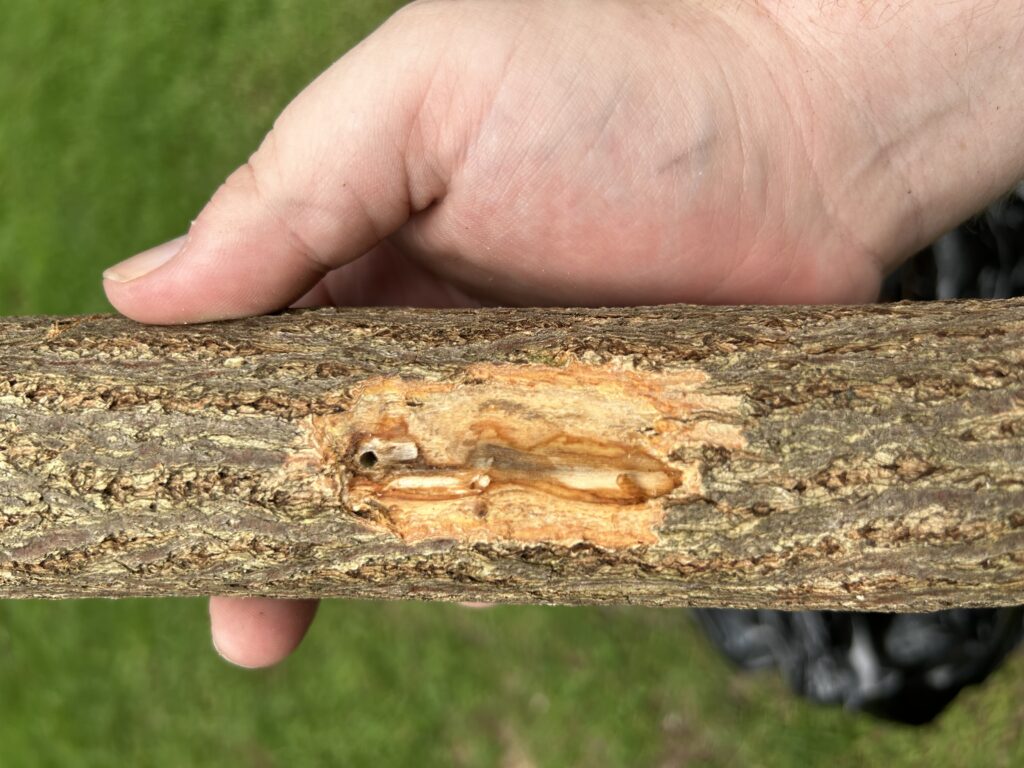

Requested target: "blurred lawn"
[{"left": 1, "top": 1, "right": 1024, "bottom": 765}]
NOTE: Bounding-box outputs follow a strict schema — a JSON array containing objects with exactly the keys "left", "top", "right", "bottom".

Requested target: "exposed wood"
[{"left": 2, "top": 300, "right": 1024, "bottom": 610}]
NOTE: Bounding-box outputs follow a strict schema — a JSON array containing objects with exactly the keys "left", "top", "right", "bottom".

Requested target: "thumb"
[{"left": 103, "top": 7, "right": 449, "bottom": 324}]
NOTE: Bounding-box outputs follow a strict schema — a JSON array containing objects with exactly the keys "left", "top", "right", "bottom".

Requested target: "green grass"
[{"left": 1, "top": 1, "right": 1023, "bottom": 765}]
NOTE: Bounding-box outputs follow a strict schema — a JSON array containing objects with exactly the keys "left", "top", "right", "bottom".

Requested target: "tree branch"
[{"left": 2, "top": 301, "right": 1023, "bottom": 610}]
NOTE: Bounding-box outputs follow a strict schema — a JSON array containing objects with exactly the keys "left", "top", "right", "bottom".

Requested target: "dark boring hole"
[{"left": 359, "top": 450, "right": 378, "bottom": 469}]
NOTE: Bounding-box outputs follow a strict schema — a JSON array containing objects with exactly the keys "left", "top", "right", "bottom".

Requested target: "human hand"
[{"left": 102, "top": 0, "right": 1024, "bottom": 666}]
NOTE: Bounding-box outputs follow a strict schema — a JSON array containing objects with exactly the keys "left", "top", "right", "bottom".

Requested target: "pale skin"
[{"left": 102, "top": 0, "right": 1024, "bottom": 667}]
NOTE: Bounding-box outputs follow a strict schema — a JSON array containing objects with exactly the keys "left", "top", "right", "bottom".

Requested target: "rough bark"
[{"left": 2, "top": 300, "right": 1024, "bottom": 610}]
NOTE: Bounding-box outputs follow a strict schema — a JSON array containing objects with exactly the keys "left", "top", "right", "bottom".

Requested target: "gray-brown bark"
[{"left": 2, "top": 300, "right": 1024, "bottom": 610}]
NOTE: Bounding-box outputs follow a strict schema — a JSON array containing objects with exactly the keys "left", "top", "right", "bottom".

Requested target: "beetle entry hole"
[{"left": 359, "top": 450, "right": 379, "bottom": 469}]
